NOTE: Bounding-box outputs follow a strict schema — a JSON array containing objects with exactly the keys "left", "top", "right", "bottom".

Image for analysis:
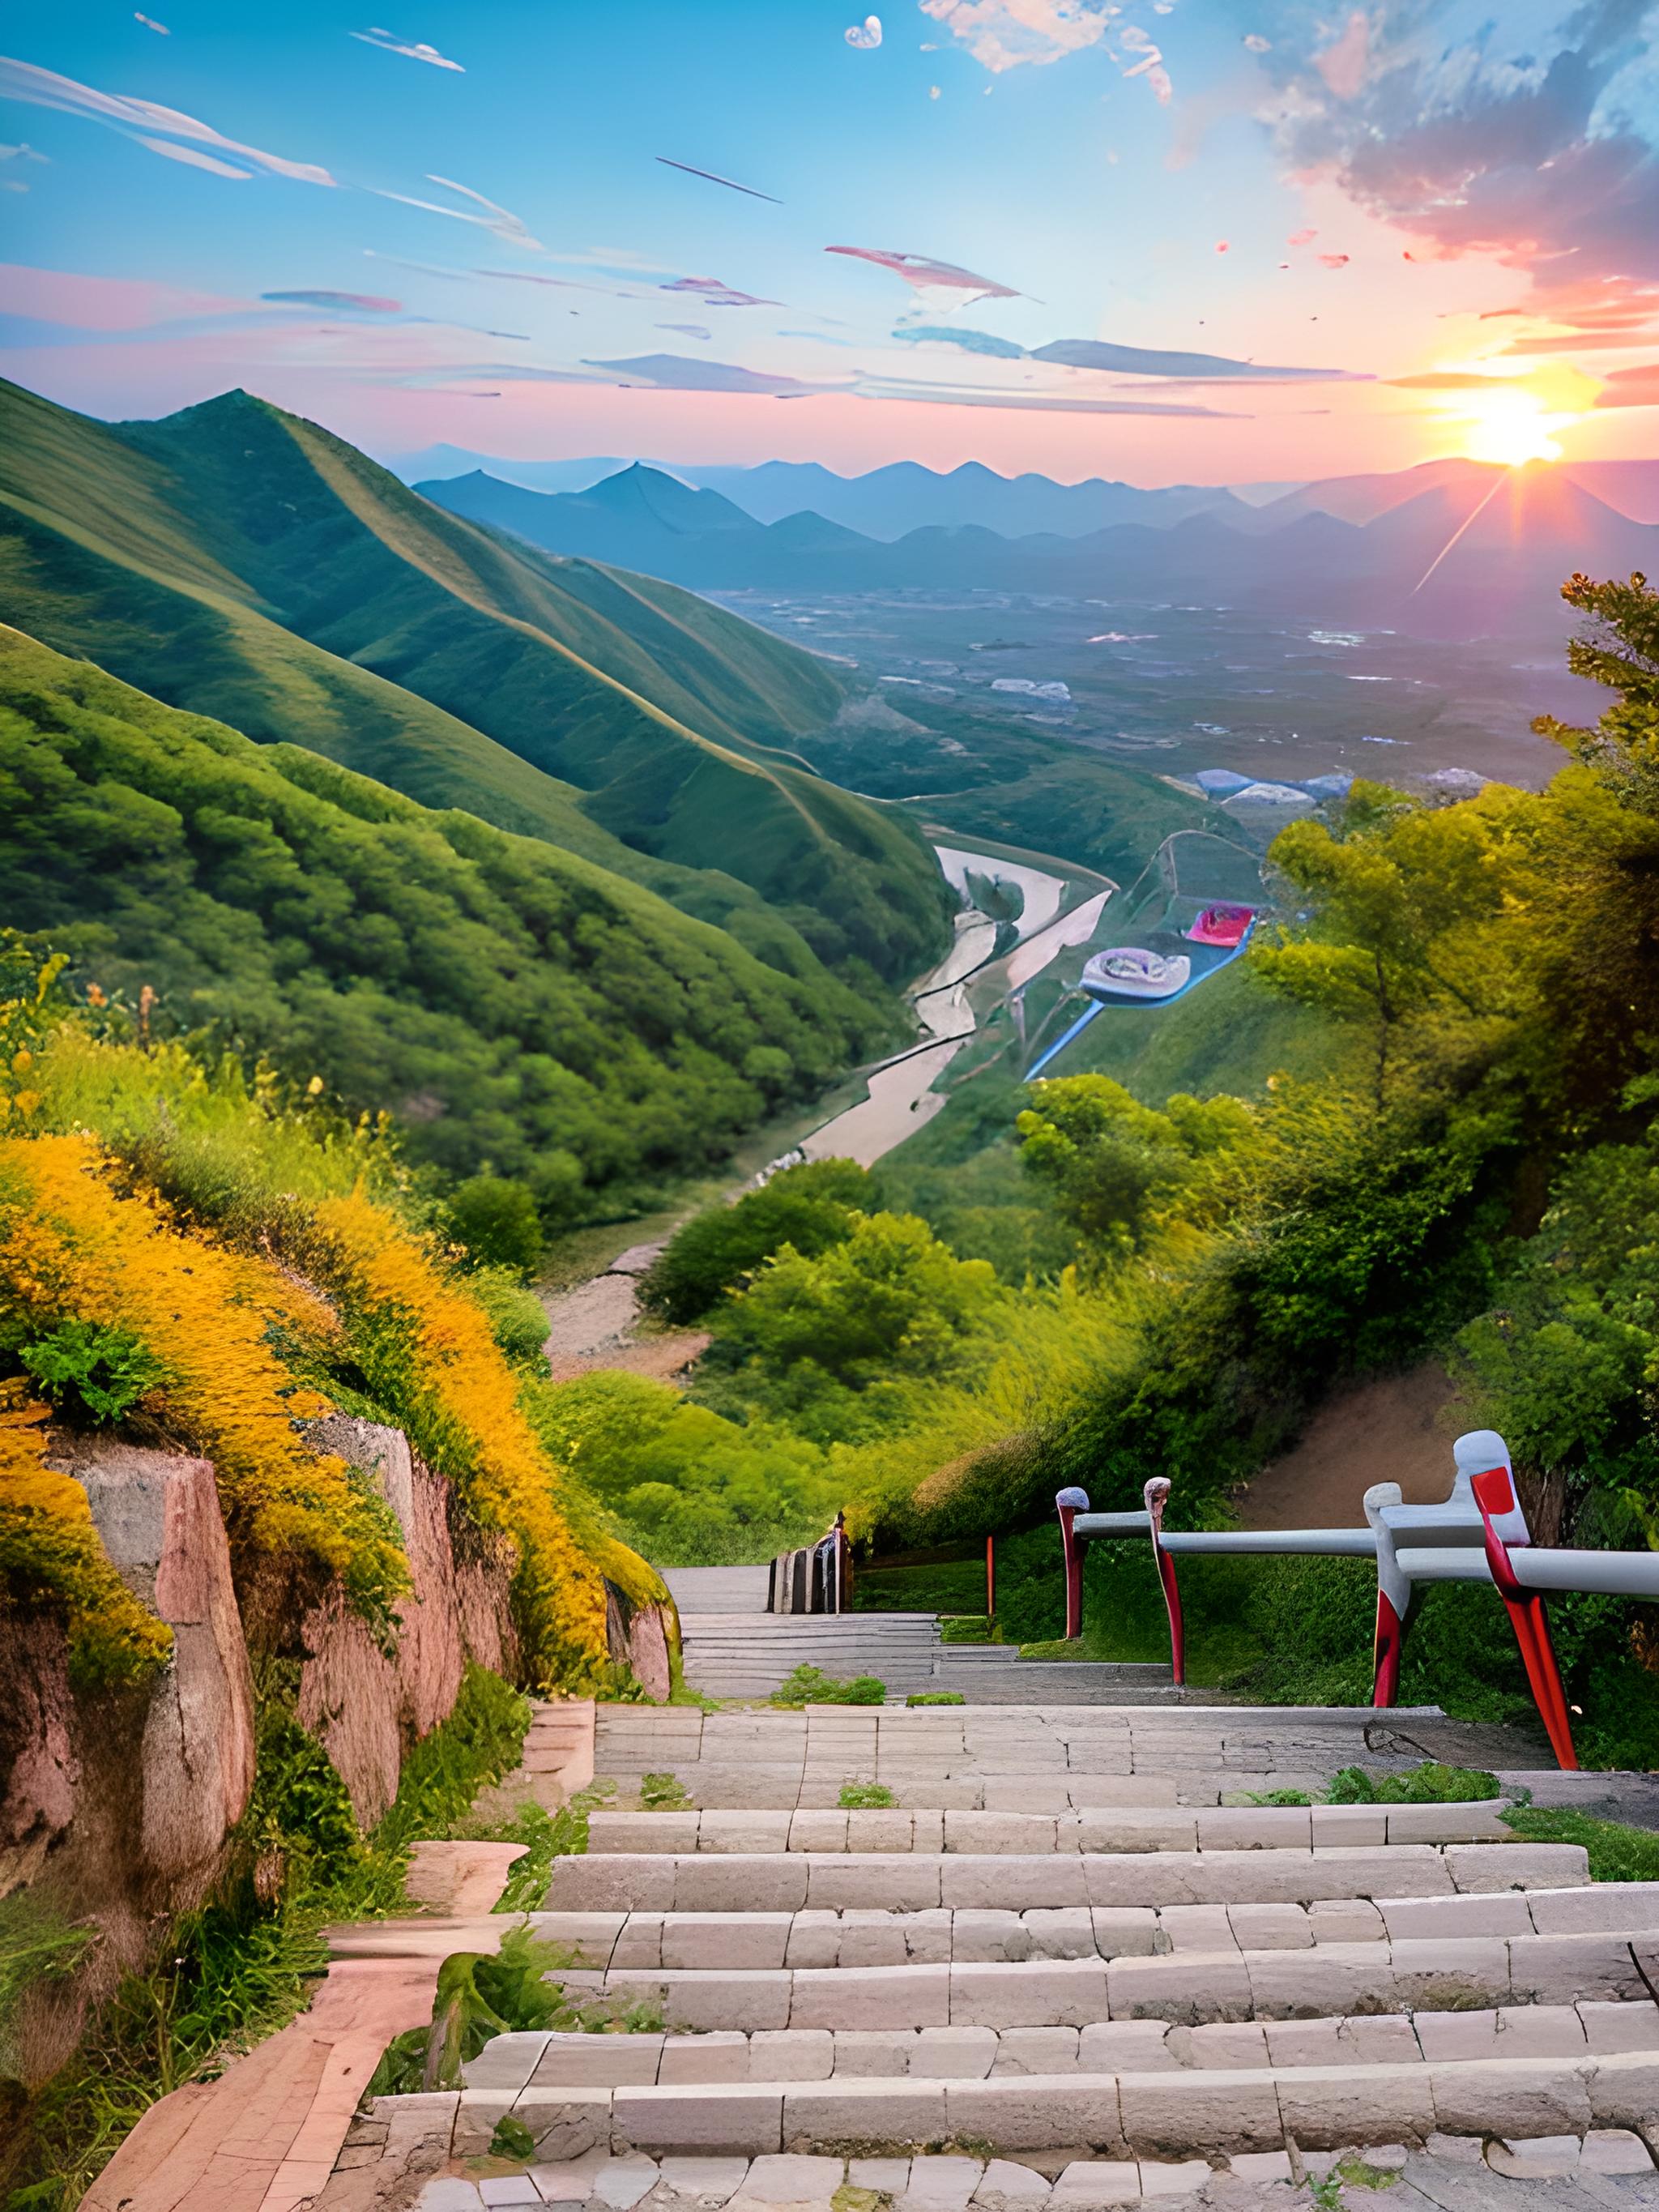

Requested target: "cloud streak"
[
  {"left": 369, "top": 173, "right": 541, "bottom": 250},
  {"left": 0, "top": 53, "right": 335, "bottom": 182},
  {"left": 826, "top": 244, "right": 1020, "bottom": 301},
  {"left": 352, "top": 28, "right": 464, "bottom": 70}
]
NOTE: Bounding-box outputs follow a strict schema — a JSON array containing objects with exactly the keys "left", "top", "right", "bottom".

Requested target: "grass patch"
[
  {"left": 1245, "top": 1763, "right": 1503, "bottom": 1810},
  {"left": 1326, "top": 1763, "right": 1502, "bottom": 1805},
  {"left": 6, "top": 1664, "right": 528, "bottom": 2210},
  {"left": 939, "top": 1616, "right": 1000, "bottom": 1645},
  {"left": 1502, "top": 1806, "right": 1659, "bottom": 1882},
  {"left": 907, "top": 1692, "right": 966, "bottom": 1706},
  {"left": 639, "top": 1772, "right": 692, "bottom": 1811},
  {"left": 838, "top": 1782, "right": 897, "bottom": 1809},
  {"left": 770, "top": 1664, "right": 886, "bottom": 1707},
  {"left": 474, "top": 1781, "right": 616, "bottom": 1915}
]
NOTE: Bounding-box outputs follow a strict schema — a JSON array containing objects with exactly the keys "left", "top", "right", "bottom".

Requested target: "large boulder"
[{"left": 62, "top": 1441, "right": 257, "bottom": 1888}]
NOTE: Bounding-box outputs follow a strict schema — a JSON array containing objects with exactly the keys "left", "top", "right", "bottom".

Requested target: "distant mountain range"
[
  {"left": 391, "top": 446, "right": 1659, "bottom": 536},
  {"left": 419, "top": 457, "right": 1659, "bottom": 643}
]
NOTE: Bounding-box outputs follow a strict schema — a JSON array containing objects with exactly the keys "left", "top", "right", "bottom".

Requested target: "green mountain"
[
  {"left": 0, "top": 376, "right": 952, "bottom": 987},
  {"left": 0, "top": 625, "right": 894, "bottom": 1202}
]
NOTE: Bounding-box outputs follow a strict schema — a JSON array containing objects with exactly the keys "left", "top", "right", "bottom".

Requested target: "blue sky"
[{"left": 2, "top": 1, "right": 1655, "bottom": 482}]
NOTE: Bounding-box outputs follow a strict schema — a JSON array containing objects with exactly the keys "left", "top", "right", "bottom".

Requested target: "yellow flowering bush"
[
  {"left": 308, "top": 1189, "right": 627, "bottom": 1688},
  {"left": 0, "top": 1133, "right": 410, "bottom": 1637}
]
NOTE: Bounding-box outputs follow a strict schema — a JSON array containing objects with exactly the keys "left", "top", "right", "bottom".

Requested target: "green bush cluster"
[{"left": 770, "top": 1663, "right": 885, "bottom": 1707}]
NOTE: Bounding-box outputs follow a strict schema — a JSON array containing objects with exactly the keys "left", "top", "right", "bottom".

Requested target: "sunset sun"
[{"left": 1461, "top": 387, "right": 1566, "bottom": 467}]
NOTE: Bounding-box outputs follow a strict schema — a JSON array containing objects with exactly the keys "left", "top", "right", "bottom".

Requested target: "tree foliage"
[{"left": 637, "top": 1157, "right": 876, "bottom": 1324}]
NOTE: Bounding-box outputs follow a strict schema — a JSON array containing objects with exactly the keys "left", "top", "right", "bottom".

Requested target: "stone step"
[
  {"left": 536, "top": 1937, "right": 1656, "bottom": 2032},
  {"left": 464, "top": 2000, "right": 1659, "bottom": 2092},
  {"left": 586, "top": 1770, "right": 1431, "bottom": 1812},
  {"left": 399, "top": 2137, "right": 1659, "bottom": 2210},
  {"left": 582, "top": 1802, "right": 1515, "bottom": 1855},
  {"left": 541, "top": 1839, "right": 1589, "bottom": 1915},
  {"left": 333, "top": 1888, "right": 1659, "bottom": 1988},
  {"left": 433, "top": 2047, "right": 1659, "bottom": 2162}
]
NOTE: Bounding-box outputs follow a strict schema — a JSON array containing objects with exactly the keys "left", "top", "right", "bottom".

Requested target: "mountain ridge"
[{"left": 0, "top": 376, "right": 954, "bottom": 990}]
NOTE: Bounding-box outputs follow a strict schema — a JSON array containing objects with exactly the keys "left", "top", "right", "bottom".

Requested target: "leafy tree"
[
  {"left": 638, "top": 1158, "right": 875, "bottom": 1324},
  {"left": 444, "top": 1176, "right": 544, "bottom": 1275},
  {"left": 1015, "top": 1074, "right": 1258, "bottom": 1262}
]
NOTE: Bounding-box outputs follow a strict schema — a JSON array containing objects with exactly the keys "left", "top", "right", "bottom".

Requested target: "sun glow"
[
  {"left": 1439, "top": 362, "right": 1598, "bottom": 468},
  {"left": 1461, "top": 386, "right": 1565, "bottom": 467}
]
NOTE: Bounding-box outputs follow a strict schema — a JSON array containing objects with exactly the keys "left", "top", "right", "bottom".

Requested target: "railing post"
[
  {"left": 1143, "top": 1477, "right": 1185, "bottom": 1687},
  {"left": 1056, "top": 1487, "right": 1089, "bottom": 1640},
  {"left": 1363, "top": 1482, "right": 1408, "bottom": 1707},
  {"left": 986, "top": 1534, "right": 996, "bottom": 1620},
  {"left": 1470, "top": 1461, "right": 1578, "bottom": 1770}
]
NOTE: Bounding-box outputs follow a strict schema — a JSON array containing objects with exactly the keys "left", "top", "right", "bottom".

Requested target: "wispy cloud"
[
  {"left": 134, "top": 13, "right": 170, "bottom": 34},
  {"left": 826, "top": 244, "right": 1020, "bottom": 301},
  {"left": 0, "top": 54, "right": 335, "bottom": 183},
  {"left": 919, "top": 0, "right": 1115, "bottom": 75},
  {"left": 0, "top": 139, "right": 47, "bottom": 192},
  {"left": 369, "top": 173, "right": 541, "bottom": 250},
  {"left": 661, "top": 274, "right": 778, "bottom": 308},
  {"left": 264, "top": 289, "right": 403, "bottom": 313},
  {"left": 893, "top": 330, "right": 1368, "bottom": 382},
  {"left": 351, "top": 27, "right": 464, "bottom": 70},
  {"left": 582, "top": 352, "right": 834, "bottom": 397},
  {"left": 138, "top": 135, "right": 251, "bottom": 177}
]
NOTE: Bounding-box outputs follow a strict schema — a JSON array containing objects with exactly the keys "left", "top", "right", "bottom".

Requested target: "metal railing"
[
  {"left": 768, "top": 1511, "right": 853, "bottom": 1615},
  {"left": 1057, "top": 1429, "right": 1659, "bottom": 1770}
]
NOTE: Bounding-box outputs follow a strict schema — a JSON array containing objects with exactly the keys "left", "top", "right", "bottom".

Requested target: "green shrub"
[
  {"left": 1502, "top": 1806, "right": 1659, "bottom": 1881},
  {"left": 445, "top": 1176, "right": 544, "bottom": 1275},
  {"left": 1325, "top": 1763, "right": 1501, "bottom": 1805},
  {"left": 838, "top": 1781, "right": 896, "bottom": 1808},
  {"left": 484, "top": 1783, "right": 614, "bottom": 1914},
  {"left": 368, "top": 1923, "right": 573, "bottom": 2095},
  {"left": 16, "top": 1320, "right": 168, "bottom": 1427},
  {"left": 638, "top": 1159, "right": 875, "bottom": 1325},
  {"left": 770, "top": 1663, "right": 885, "bottom": 1707},
  {"left": 906, "top": 1691, "right": 966, "bottom": 1706},
  {"left": 464, "top": 1266, "right": 552, "bottom": 1367},
  {"left": 939, "top": 1616, "right": 998, "bottom": 1644}
]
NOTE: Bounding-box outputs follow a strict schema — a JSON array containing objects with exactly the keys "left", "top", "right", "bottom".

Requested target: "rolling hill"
[
  {"left": 0, "top": 377, "right": 953, "bottom": 989},
  {"left": 0, "top": 625, "right": 892, "bottom": 1201}
]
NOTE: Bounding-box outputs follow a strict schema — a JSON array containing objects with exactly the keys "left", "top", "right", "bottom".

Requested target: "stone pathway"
[
  {"left": 322, "top": 1701, "right": 1659, "bottom": 2210},
  {"left": 81, "top": 1703, "right": 596, "bottom": 2212}
]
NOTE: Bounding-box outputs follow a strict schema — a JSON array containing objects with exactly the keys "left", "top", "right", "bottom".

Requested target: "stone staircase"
[
  {"left": 675, "top": 1612, "right": 1178, "bottom": 1704},
  {"left": 326, "top": 1701, "right": 1659, "bottom": 2209}
]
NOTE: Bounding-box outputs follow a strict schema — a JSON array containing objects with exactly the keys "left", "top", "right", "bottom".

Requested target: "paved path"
[
  {"left": 324, "top": 1699, "right": 1659, "bottom": 2210},
  {"left": 661, "top": 1567, "right": 772, "bottom": 1615},
  {"left": 82, "top": 1704, "right": 595, "bottom": 2212}
]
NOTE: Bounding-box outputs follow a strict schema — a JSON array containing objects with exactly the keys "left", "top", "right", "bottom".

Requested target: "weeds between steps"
[
  {"left": 366, "top": 1923, "right": 663, "bottom": 2097},
  {"left": 3, "top": 1665, "right": 530, "bottom": 2212},
  {"left": 1502, "top": 1806, "right": 1659, "bottom": 1882},
  {"left": 839, "top": 1782, "right": 898, "bottom": 1809},
  {"left": 772, "top": 1663, "right": 886, "bottom": 1706},
  {"left": 1245, "top": 1762, "right": 1502, "bottom": 1808}
]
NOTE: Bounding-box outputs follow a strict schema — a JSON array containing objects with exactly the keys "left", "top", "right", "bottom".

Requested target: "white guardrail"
[{"left": 1056, "top": 1431, "right": 1659, "bottom": 1770}]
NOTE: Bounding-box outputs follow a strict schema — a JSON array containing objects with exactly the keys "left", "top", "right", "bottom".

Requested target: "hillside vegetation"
[
  {"left": 0, "top": 627, "right": 894, "bottom": 1203},
  {"left": 602, "top": 574, "right": 1659, "bottom": 1765},
  {"left": 0, "top": 376, "right": 952, "bottom": 989}
]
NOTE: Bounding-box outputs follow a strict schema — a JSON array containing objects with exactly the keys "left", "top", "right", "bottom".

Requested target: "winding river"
[{"left": 800, "top": 847, "right": 1111, "bottom": 1169}]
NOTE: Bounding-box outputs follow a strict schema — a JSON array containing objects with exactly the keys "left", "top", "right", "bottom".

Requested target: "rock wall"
[
  {"left": 603, "top": 1578, "right": 676, "bottom": 1705},
  {"left": 296, "top": 1416, "right": 520, "bottom": 1824}
]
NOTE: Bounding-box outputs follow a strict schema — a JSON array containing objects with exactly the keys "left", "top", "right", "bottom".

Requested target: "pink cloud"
[
  {"left": 1314, "top": 12, "right": 1370, "bottom": 101},
  {"left": 1, "top": 262, "right": 249, "bottom": 329}
]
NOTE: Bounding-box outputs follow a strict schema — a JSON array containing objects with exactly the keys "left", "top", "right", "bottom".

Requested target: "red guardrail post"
[{"left": 1056, "top": 1488, "right": 1088, "bottom": 1639}]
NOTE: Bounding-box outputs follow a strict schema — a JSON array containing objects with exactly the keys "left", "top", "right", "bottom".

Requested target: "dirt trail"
[{"left": 1234, "top": 1363, "right": 1467, "bottom": 1530}]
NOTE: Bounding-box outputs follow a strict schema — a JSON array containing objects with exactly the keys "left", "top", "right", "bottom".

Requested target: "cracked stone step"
[
  {"left": 462, "top": 2000, "right": 1659, "bottom": 2092},
  {"left": 539, "top": 1839, "right": 1593, "bottom": 1915},
  {"left": 414, "top": 2046, "right": 1659, "bottom": 2162},
  {"left": 581, "top": 1803, "right": 1516, "bottom": 1855}
]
